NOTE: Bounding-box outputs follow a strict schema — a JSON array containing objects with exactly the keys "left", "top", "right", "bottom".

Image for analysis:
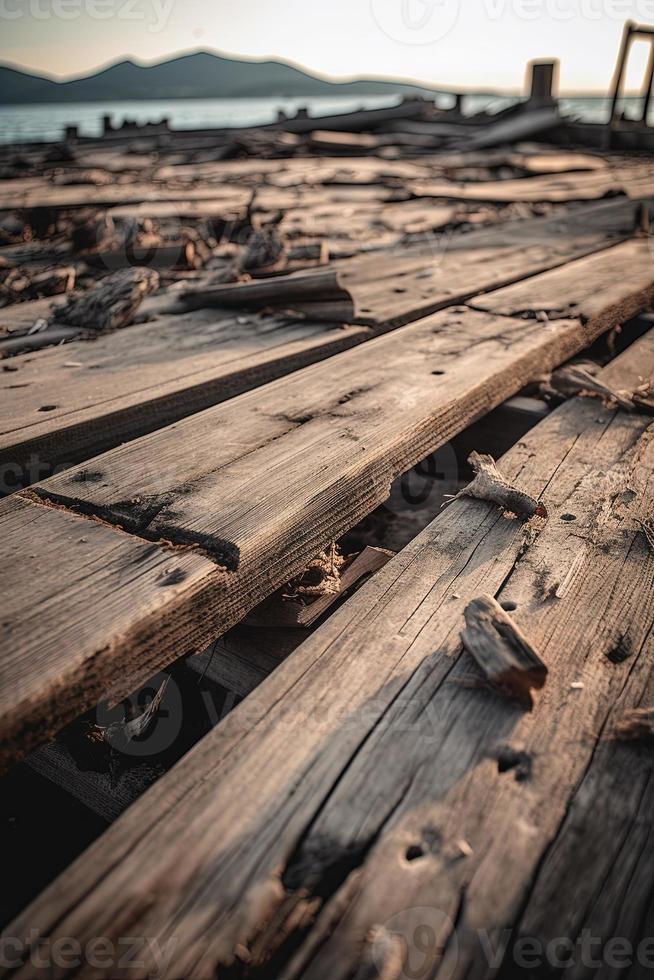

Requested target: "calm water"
[{"left": 0, "top": 94, "right": 649, "bottom": 144}]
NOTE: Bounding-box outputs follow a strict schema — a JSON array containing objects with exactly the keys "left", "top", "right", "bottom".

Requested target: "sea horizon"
[{"left": 0, "top": 93, "right": 650, "bottom": 145}]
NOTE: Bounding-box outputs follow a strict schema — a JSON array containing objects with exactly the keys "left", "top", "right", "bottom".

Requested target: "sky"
[{"left": 2, "top": 0, "right": 654, "bottom": 93}]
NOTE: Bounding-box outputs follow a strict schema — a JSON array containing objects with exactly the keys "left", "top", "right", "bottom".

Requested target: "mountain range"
[{"left": 0, "top": 51, "right": 444, "bottom": 104}]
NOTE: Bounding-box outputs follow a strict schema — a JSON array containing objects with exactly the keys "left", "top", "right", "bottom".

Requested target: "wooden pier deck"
[{"left": 0, "top": 131, "right": 653, "bottom": 978}]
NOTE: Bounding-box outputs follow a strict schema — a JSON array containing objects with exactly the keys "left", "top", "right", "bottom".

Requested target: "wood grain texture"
[
  {"left": 0, "top": 241, "right": 652, "bottom": 769},
  {"left": 0, "top": 309, "right": 368, "bottom": 488},
  {"left": 3, "top": 324, "right": 653, "bottom": 980},
  {"left": 0, "top": 199, "right": 638, "bottom": 487}
]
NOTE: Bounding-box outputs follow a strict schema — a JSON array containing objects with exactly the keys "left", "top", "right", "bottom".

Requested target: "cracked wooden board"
[
  {"left": 0, "top": 199, "right": 639, "bottom": 488},
  {"left": 3, "top": 327, "right": 652, "bottom": 980},
  {"left": 0, "top": 240, "right": 653, "bottom": 769},
  {"left": 469, "top": 238, "right": 654, "bottom": 325}
]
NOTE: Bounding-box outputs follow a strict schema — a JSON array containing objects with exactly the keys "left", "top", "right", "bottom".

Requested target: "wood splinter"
[
  {"left": 445, "top": 451, "right": 547, "bottom": 519},
  {"left": 460, "top": 594, "right": 548, "bottom": 710},
  {"left": 541, "top": 363, "right": 636, "bottom": 411}
]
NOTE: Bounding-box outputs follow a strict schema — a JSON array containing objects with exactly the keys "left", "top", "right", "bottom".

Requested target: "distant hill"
[{"left": 0, "top": 51, "right": 444, "bottom": 104}]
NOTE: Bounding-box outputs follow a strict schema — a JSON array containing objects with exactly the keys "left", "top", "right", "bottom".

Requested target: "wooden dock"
[{"left": 0, "top": 126, "right": 653, "bottom": 978}]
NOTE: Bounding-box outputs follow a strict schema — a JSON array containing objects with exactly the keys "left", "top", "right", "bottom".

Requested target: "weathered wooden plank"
[
  {"left": 0, "top": 182, "right": 254, "bottom": 213},
  {"left": 413, "top": 164, "right": 653, "bottom": 202},
  {"left": 509, "top": 150, "right": 607, "bottom": 174},
  {"left": 0, "top": 310, "right": 368, "bottom": 490},
  {"left": 0, "top": 493, "right": 218, "bottom": 768},
  {"left": 463, "top": 106, "right": 561, "bottom": 150},
  {"left": 0, "top": 241, "right": 652, "bottom": 769},
  {"left": 181, "top": 198, "right": 640, "bottom": 326},
  {"left": 3, "top": 326, "right": 652, "bottom": 980},
  {"left": 0, "top": 199, "right": 638, "bottom": 488}
]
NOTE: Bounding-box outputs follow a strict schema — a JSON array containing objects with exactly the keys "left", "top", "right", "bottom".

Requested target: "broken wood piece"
[
  {"left": 245, "top": 545, "right": 394, "bottom": 628},
  {"left": 543, "top": 363, "right": 636, "bottom": 410},
  {"left": 611, "top": 706, "right": 654, "bottom": 741},
  {"left": 460, "top": 594, "right": 548, "bottom": 710},
  {"left": 52, "top": 267, "right": 160, "bottom": 332},
  {"left": 445, "top": 451, "right": 547, "bottom": 519}
]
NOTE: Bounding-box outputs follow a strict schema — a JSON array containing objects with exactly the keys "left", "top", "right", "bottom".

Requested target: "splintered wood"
[
  {"left": 460, "top": 594, "right": 548, "bottom": 709},
  {"left": 446, "top": 451, "right": 547, "bottom": 519}
]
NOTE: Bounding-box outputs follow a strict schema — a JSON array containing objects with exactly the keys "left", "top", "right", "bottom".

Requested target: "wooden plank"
[
  {"left": 0, "top": 493, "right": 218, "bottom": 767},
  {"left": 0, "top": 182, "right": 254, "bottom": 213},
  {"left": 4, "top": 327, "right": 653, "bottom": 980},
  {"left": 413, "top": 164, "right": 653, "bottom": 202},
  {"left": 0, "top": 240, "right": 652, "bottom": 768},
  {"left": 181, "top": 198, "right": 639, "bottom": 326},
  {"left": 509, "top": 150, "right": 607, "bottom": 174},
  {"left": 0, "top": 199, "right": 637, "bottom": 487},
  {"left": 0, "top": 310, "right": 368, "bottom": 489},
  {"left": 463, "top": 106, "right": 561, "bottom": 150}
]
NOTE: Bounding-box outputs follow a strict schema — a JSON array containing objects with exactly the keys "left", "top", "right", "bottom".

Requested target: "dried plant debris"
[
  {"left": 540, "top": 362, "right": 637, "bottom": 411},
  {"left": 635, "top": 517, "right": 654, "bottom": 551},
  {"left": 460, "top": 594, "right": 548, "bottom": 710},
  {"left": 283, "top": 542, "right": 345, "bottom": 603},
  {"left": 444, "top": 451, "right": 547, "bottom": 519},
  {"left": 611, "top": 707, "right": 654, "bottom": 742},
  {"left": 52, "top": 267, "right": 160, "bottom": 332}
]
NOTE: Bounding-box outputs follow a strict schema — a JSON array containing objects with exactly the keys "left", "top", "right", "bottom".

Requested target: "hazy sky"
[{"left": 2, "top": 0, "right": 654, "bottom": 92}]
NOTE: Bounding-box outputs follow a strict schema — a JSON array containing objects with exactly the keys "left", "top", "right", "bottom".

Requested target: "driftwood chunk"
[
  {"left": 460, "top": 594, "right": 548, "bottom": 710},
  {"left": 52, "top": 267, "right": 159, "bottom": 332},
  {"left": 446, "top": 451, "right": 547, "bottom": 519}
]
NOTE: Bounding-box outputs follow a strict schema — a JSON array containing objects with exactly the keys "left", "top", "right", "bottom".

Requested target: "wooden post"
[
  {"left": 527, "top": 61, "right": 557, "bottom": 106},
  {"left": 609, "top": 21, "right": 634, "bottom": 123},
  {"left": 640, "top": 39, "right": 654, "bottom": 124}
]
